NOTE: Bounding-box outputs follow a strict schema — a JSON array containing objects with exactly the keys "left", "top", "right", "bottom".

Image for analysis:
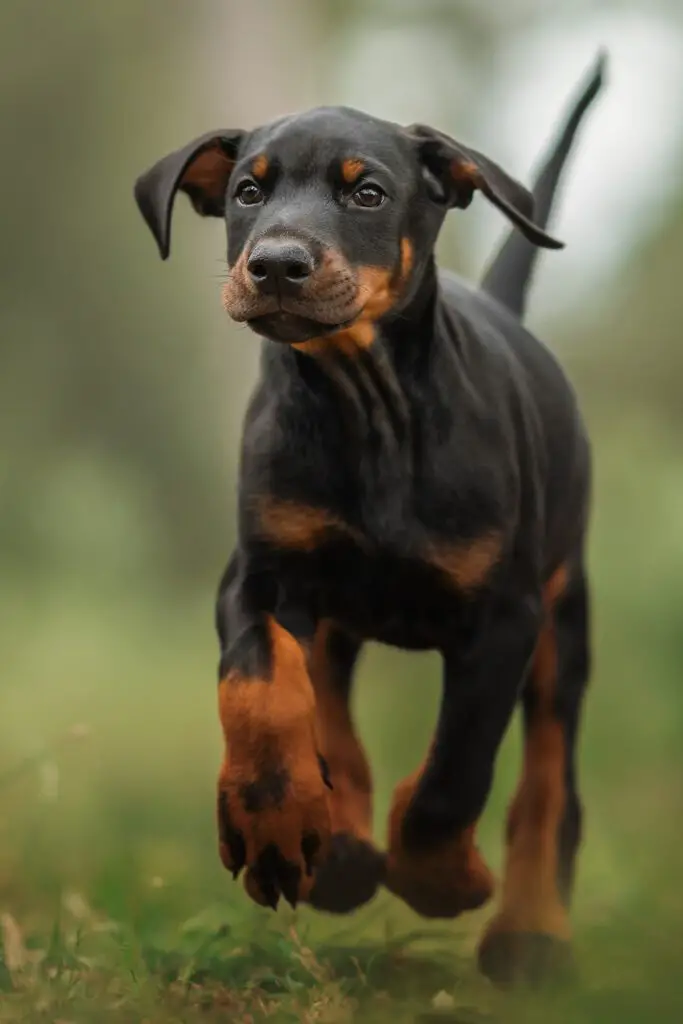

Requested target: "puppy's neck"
[
  {"left": 382, "top": 254, "right": 439, "bottom": 358},
  {"left": 285, "top": 256, "right": 437, "bottom": 457}
]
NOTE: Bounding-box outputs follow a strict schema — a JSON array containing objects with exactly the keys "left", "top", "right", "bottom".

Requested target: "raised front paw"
[{"left": 217, "top": 754, "right": 332, "bottom": 909}]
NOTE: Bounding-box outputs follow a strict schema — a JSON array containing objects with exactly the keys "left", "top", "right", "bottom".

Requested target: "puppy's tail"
[{"left": 481, "top": 51, "right": 606, "bottom": 321}]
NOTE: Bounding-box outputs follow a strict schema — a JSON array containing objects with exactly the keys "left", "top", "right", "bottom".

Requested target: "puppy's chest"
[
  {"left": 249, "top": 446, "right": 506, "bottom": 616},
  {"left": 254, "top": 485, "right": 502, "bottom": 647}
]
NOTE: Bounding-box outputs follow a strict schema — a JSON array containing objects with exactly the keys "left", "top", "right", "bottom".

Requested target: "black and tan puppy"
[{"left": 134, "top": 55, "right": 605, "bottom": 986}]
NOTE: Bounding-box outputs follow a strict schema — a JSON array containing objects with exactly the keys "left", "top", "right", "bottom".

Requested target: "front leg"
[
  {"left": 215, "top": 556, "right": 331, "bottom": 909},
  {"left": 306, "top": 622, "right": 385, "bottom": 913},
  {"left": 385, "top": 589, "right": 542, "bottom": 919}
]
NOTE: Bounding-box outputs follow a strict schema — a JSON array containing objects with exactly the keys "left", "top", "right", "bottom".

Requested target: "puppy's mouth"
[
  {"left": 224, "top": 285, "right": 361, "bottom": 343},
  {"left": 246, "top": 309, "right": 355, "bottom": 344}
]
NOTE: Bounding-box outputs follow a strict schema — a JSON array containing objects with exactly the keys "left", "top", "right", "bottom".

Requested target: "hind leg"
[
  {"left": 384, "top": 586, "right": 544, "bottom": 919},
  {"left": 305, "top": 622, "right": 385, "bottom": 913},
  {"left": 478, "top": 561, "right": 590, "bottom": 987}
]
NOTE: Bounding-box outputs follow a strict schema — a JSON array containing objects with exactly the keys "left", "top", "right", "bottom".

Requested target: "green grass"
[
  {"left": 1, "top": 871, "right": 682, "bottom": 1023},
  {"left": 1, "top": 588, "right": 682, "bottom": 1023},
  {"left": 2, "top": 425, "right": 683, "bottom": 1021}
]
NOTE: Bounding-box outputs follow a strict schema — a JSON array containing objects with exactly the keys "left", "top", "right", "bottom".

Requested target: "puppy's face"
[
  {"left": 219, "top": 109, "right": 420, "bottom": 345},
  {"left": 135, "top": 107, "right": 560, "bottom": 348}
]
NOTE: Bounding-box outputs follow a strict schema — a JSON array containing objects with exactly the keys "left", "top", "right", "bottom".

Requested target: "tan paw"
[{"left": 217, "top": 752, "right": 331, "bottom": 909}]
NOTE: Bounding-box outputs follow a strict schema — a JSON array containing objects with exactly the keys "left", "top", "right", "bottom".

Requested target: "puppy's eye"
[
  {"left": 235, "top": 181, "right": 264, "bottom": 206},
  {"left": 351, "top": 184, "right": 386, "bottom": 209}
]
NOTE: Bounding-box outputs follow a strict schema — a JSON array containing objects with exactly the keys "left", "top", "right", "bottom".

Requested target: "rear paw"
[
  {"left": 384, "top": 772, "right": 494, "bottom": 918},
  {"left": 308, "top": 832, "right": 385, "bottom": 914},
  {"left": 478, "top": 929, "right": 575, "bottom": 989},
  {"left": 385, "top": 838, "right": 494, "bottom": 918}
]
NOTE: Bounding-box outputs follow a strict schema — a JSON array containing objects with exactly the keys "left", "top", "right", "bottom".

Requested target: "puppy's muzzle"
[{"left": 223, "top": 240, "right": 359, "bottom": 328}]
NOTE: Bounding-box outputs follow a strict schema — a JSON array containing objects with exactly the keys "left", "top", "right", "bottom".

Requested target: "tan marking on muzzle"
[
  {"left": 292, "top": 236, "right": 414, "bottom": 357},
  {"left": 221, "top": 249, "right": 259, "bottom": 321}
]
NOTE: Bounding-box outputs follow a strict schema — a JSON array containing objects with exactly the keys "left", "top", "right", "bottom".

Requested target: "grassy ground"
[
  {"left": 2, "top": 426, "right": 682, "bottom": 1021},
  {"left": 1, "top": 588, "right": 681, "bottom": 1023}
]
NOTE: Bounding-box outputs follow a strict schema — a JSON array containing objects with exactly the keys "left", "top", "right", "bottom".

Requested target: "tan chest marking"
[
  {"left": 426, "top": 532, "right": 504, "bottom": 591},
  {"left": 256, "top": 498, "right": 503, "bottom": 594},
  {"left": 255, "top": 497, "right": 362, "bottom": 552}
]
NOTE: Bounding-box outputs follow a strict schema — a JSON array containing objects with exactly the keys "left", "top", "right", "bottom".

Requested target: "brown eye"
[
  {"left": 235, "top": 181, "right": 264, "bottom": 206},
  {"left": 351, "top": 184, "right": 386, "bottom": 208}
]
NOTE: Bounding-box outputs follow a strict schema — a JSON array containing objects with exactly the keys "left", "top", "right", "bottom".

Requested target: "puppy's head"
[{"left": 135, "top": 108, "right": 562, "bottom": 347}]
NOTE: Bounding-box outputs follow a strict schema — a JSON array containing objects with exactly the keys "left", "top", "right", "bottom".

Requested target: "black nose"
[{"left": 247, "top": 238, "right": 315, "bottom": 296}]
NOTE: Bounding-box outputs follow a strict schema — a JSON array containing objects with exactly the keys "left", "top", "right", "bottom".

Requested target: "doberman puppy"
[{"left": 134, "top": 55, "right": 605, "bottom": 987}]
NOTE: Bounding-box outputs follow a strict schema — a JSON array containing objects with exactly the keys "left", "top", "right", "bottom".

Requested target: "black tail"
[{"left": 481, "top": 51, "right": 607, "bottom": 320}]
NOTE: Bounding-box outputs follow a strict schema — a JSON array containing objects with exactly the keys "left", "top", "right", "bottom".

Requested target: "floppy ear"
[
  {"left": 134, "top": 129, "right": 245, "bottom": 259},
  {"left": 407, "top": 123, "right": 564, "bottom": 250}
]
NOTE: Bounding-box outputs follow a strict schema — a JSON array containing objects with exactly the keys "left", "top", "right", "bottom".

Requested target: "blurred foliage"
[
  {"left": 0, "top": 0, "right": 240, "bottom": 586},
  {"left": 1, "top": 0, "right": 683, "bottom": 1021},
  {"left": 569, "top": 200, "right": 683, "bottom": 421}
]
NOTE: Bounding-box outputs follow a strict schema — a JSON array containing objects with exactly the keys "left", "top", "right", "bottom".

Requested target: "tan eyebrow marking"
[
  {"left": 341, "top": 158, "right": 365, "bottom": 184},
  {"left": 251, "top": 153, "right": 269, "bottom": 180}
]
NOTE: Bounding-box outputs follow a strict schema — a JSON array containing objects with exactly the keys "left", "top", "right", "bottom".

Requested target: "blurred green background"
[{"left": 2, "top": 1, "right": 683, "bottom": 1020}]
